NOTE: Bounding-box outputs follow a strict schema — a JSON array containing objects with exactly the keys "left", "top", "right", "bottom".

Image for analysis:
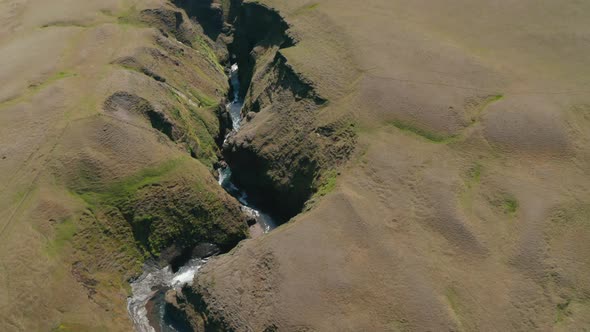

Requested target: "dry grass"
[
  {"left": 1, "top": 0, "right": 590, "bottom": 330},
  {"left": 192, "top": 0, "right": 590, "bottom": 331},
  {"left": 0, "top": 1, "right": 244, "bottom": 330}
]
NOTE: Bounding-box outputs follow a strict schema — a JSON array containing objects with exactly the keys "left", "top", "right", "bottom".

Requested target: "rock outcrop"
[{"left": 220, "top": 1, "right": 355, "bottom": 220}]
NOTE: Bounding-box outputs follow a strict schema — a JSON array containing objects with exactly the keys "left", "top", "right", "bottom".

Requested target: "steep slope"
[
  {"left": 1, "top": 0, "right": 590, "bottom": 331},
  {"left": 182, "top": 0, "right": 590, "bottom": 331},
  {"left": 0, "top": 1, "right": 248, "bottom": 331},
  {"left": 220, "top": 1, "right": 356, "bottom": 220}
]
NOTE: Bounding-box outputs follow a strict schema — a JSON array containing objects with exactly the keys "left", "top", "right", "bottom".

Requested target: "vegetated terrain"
[
  {"left": 183, "top": 0, "right": 590, "bottom": 331},
  {"left": 1, "top": 0, "right": 590, "bottom": 332},
  {"left": 0, "top": 1, "right": 248, "bottom": 330}
]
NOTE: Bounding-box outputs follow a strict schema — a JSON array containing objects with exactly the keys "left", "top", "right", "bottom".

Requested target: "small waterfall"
[
  {"left": 228, "top": 63, "right": 243, "bottom": 131},
  {"left": 127, "top": 259, "right": 205, "bottom": 332}
]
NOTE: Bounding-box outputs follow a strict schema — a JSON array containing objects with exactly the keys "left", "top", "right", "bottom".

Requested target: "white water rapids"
[
  {"left": 228, "top": 63, "right": 243, "bottom": 131},
  {"left": 218, "top": 167, "right": 277, "bottom": 233},
  {"left": 127, "top": 259, "right": 205, "bottom": 332},
  {"left": 128, "top": 63, "right": 277, "bottom": 331}
]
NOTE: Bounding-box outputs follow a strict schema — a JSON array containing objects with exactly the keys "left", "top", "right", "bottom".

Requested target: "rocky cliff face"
[
  {"left": 220, "top": 1, "right": 355, "bottom": 220},
  {"left": 174, "top": 0, "right": 356, "bottom": 221}
]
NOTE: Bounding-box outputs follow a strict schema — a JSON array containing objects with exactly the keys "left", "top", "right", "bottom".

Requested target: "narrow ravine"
[
  {"left": 218, "top": 63, "right": 278, "bottom": 235},
  {"left": 127, "top": 61, "right": 277, "bottom": 332}
]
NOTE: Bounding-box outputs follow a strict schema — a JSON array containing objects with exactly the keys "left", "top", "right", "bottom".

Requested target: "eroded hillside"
[
  {"left": 1, "top": 0, "right": 590, "bottom": 331},
  {"left": 181, "top": 0, "right": 590, "bottom": 331},
  {"left": 0, "top": 0, "right": 248, "bottom": 330}
]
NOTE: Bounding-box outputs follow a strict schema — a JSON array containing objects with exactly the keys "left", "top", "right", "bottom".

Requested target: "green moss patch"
[
  {"left": 294, "top": 2, "right": 320, "bottom": 15},
  {"left": 193, "top": 35, "right": 225, "bottom": 74},
  {"left": 0, "top": 71, "right": 77, "bottom": 109},
  {"left": 490, "top": 193, "right": 519, "bottom": 216},
  {"left": 446, "top": 287, "right": 462, "bottom": 314},
  {"left": 502, "top": 196, "right": 519, "bottom": 214},
  {"left": 484, "top": 94, "right": 503, "bottom": 105},
  {"left": 189, "top": 88, "right": 218, "bottom": 108},
  {"left": 476, "top": 94, "right": 503, "bottom": 114},
  {"left": 167, "top": 92, "right": 220, "bottom": 167},
  {"left": 466, "top": 94, "right": 503, "bottom": 123},
  {"left": 78, "top": 158, "right": 183, "bottom": 208},
  {"left": 556, "top": 299, "right": 572, "bottom": 323},
  {"left": 116, "top": 6, "right": 146, "bottom": 27},
  {"left": 467, "top": 163, "right": 483, "bottom": 185},
  {"left": 75, "top": 158, "right": 246, "bottom": 257},
  {"left": 389, "top": 120, "right": 457, "bottom": 143},
  {"left": 45, "top": 218, "right": 77, "bottom": 257},
  {"left": 313, "top": 170, "right": 338, "bottom": 198}
]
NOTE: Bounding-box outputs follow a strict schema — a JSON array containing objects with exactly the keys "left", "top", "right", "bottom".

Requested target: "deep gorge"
[
  {"left": 127, "top": 1, "right": 356, "bottom": 330},
  {"left": 178, "top": 0, "right": 351, "bottom": 221}
]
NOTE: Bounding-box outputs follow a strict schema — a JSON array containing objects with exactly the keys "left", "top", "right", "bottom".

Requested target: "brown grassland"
[{"left": 1, "top": 0, "right": 590, "bottom": 331}]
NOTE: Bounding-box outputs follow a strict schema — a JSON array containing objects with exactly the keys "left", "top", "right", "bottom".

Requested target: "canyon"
[{"left": 1, "top": 0, "right": 590, "bottom": 331}]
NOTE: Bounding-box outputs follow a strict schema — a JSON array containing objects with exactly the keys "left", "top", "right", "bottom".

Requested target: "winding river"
[{"left": 127, "top": 63, "right": 277, "bottom": 331}]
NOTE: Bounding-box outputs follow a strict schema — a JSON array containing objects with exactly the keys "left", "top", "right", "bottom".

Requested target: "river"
[{"left": 127, "top": 63, "right": 277, "bottom": 332}]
